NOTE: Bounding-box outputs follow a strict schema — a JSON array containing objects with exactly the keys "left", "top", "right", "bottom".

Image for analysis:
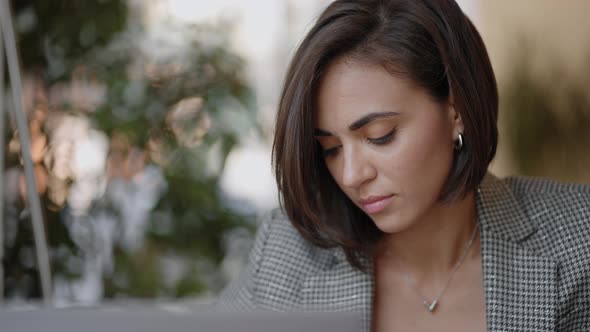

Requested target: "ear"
[{"left": 446, "top": 93, "right": 464, "bottom": 139}]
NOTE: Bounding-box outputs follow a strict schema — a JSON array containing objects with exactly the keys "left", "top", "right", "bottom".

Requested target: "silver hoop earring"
[{"left": 454, "top": 133, "right": 464, "bottom": 151}]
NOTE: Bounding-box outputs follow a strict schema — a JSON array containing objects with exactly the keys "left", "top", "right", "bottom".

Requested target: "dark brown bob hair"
[{"left": 272, "top": 0, "right": 498, "bottom": 269}]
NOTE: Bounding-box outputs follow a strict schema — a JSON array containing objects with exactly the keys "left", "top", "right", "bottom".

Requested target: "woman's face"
[{"left": 314, "top": 58, "right": 463, "bottom": 234}]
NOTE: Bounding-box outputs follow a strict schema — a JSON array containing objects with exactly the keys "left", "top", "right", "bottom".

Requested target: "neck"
[{"left": 375, "top": 191, "right": 478, "bottom": 277}]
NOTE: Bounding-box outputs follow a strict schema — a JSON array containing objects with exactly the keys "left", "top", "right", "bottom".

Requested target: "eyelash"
[
  {"left": 322, "top": 128, "right": 396, "bottom": 158},
  {"left": 367, "top": 129, "right": 396, "bottom": 145}
]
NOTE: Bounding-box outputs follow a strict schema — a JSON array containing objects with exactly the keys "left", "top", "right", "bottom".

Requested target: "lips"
[{"left": 359, "top": 194, "right": 394, "bottom": 214}]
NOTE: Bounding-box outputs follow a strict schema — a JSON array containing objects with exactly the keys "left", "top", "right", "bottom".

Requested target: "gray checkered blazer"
[{"left": 218, "top": 173, "right": 590, "bottom": 331}]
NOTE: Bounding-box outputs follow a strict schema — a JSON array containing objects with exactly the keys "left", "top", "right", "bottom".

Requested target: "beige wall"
[
  {"left": 475, "top": 0, "right": 590, "bottom": 176},
  {"left": 480, "top": 0, "right": 590, "bottom": 83}
]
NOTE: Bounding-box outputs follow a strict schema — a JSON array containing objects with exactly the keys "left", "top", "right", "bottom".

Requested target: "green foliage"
[
  {"left": 4, "top": 0, "right": 258, "bottom": 301},
  {"left": 13, "top": 0, "right": 128, "bottom": 79}
]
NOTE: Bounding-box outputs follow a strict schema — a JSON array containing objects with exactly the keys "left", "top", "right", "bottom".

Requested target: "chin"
[{"left": 370, "top": 213, "right": 412, "bottom": 234}]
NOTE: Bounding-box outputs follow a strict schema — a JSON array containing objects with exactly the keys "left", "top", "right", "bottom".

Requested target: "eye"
[
  {"left": 322, "top": 145, "right": 341, "bottom": 158},
  {"left": 367, "top": 128, "right": 396, "bottom": 145}
]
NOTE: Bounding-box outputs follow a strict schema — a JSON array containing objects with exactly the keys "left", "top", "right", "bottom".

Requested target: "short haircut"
[{"left": 272, "top": 0, "right": 498, "bottom": 269}]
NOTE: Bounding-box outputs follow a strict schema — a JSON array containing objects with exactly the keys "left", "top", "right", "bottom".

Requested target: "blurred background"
[{"left": 1, "top": 0, "right": 589, "bottom": 306}]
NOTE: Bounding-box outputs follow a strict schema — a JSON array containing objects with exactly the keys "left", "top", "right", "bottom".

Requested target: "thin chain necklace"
[{"left": 398, "top": 223, "right": 479, "bottom": 313}]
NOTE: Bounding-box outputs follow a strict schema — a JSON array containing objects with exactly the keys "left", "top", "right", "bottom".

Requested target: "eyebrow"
[{"left": 314, "top": 111, "right": 399, "bottom": 136}]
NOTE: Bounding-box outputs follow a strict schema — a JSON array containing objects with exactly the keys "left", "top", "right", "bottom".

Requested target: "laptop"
[{"left": 0, "top": 305, "right": 361, "bottom": 332}]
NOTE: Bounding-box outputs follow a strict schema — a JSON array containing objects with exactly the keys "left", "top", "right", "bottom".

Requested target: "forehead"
[{"left": 314, "top": 58, "right": 417, "bottom": 129}]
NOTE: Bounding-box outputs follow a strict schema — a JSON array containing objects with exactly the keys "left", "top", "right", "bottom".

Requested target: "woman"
[{"left": 219, "top": 0, "right": 590, "bottom": 331}]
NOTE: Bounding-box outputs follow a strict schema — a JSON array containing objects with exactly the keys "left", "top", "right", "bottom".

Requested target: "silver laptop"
[{"left": 0, "top": 306, "right": 361, "bottom": 332}]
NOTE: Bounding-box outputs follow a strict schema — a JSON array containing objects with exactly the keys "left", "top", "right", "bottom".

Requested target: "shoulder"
[
  {"left": 506, "top": 175, "right": 590, "bottom": 203},
  {"left": 504, "top": 175, "right": 590, "bottom": 234},
  {"left": 503, "top": 177, "right": 590, "bottom": 324},
  {"left": 481, "top": 173, "right": 590, "bottom": 267},
  {"left": 254, "top": 208, "right": 338, "bottom": 277},
  {"left": 221, "top": 208, "right": 337, "bottom": 309},
  {"left": 506, "top": 178, "right": 590, "bottom": 292},
  {"left": 492, "top": 175, "right": 590, "bottom": 273},
  {"left": 504, "top": 176, "right": 590, "bottom": 249}
]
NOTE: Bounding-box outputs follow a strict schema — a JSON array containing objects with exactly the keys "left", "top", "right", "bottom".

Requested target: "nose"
[{"left": 341, "top": 145, "right": 376, "bottom": 188}]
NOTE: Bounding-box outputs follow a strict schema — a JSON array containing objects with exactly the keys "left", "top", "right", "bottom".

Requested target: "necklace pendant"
[{"left": 424, "top": 299, "right": 438, "bottom": 312}]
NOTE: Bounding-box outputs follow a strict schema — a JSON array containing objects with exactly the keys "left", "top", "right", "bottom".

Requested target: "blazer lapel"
[{"left": 478, "top": 174, "right": 557, "bottom": 331}]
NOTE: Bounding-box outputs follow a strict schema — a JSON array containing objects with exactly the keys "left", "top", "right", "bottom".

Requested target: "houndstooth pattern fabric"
[{"left": 217, "top": 173, "right": 590, "bottom": 331}]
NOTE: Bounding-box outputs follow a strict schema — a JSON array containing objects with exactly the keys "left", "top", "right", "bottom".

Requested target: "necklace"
[{"left": 399, "top": 223, "right": 479, "bottom": 313}]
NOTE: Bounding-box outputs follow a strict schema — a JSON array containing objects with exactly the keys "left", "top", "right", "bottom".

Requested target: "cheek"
[
  {"left": 325, "top": 159, "right": 345, "bottom": 187},
  {"left": 409, "top": 114, "right": 453, "bottom": 164},
  {"left": 381, "top": 119, "right": 454, "bottom": 186}
]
